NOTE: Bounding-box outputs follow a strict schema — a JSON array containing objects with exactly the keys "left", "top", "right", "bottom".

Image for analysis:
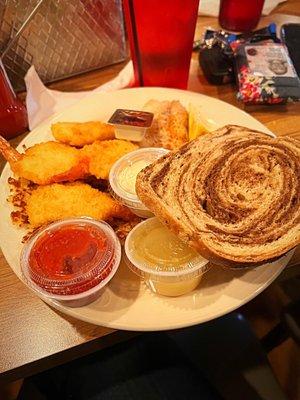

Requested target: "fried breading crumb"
[
  {"left": 8, "top": 177, "right": 36, "bottom": 227},
  {"left": 110, "top": 217, "right": 143, "bottom": 245}
]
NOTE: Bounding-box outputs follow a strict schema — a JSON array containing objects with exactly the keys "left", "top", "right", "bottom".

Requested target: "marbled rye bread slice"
[{"left": 136, "top": 125, "right": 300, "bottom": 267}]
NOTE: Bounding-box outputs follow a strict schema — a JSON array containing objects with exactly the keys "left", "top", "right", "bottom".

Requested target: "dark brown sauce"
[{"left": 108, "top": 109, "right": 153, "bottom": 127}]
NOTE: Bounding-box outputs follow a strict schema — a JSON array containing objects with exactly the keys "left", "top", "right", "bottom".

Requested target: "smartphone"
[{"left": 281, "top": 23, "right": 300, "bottom": 77}]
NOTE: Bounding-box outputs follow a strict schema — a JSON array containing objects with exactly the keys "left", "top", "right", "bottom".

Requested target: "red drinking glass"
[
  {"left": 122, "top": 0, "right": 200, "bottom": 89},
  {"left": 219, "top": 0, "right": 265, "bottom": 32},
  {"left": 0, "top": 60, "right": 28, "bottom": 139}
]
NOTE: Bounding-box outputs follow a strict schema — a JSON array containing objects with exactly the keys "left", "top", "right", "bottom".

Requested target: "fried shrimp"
[
  {"left": 0, "top": 135, "right": 22, "bottom": 162},
  {"left": 82, "top": 139, "right": 138, "bottom": 179},
  {"left": 81, "top": 139, "right": 138, "bottom": 179},
  {"left": 51, "top": 121, "right": 115, "bottom": 146},
  {"left": 0, "top": 137, "right": 89, "bottom": 185},
  {"left": 26, "top": 182, "right": 133, "bottom": 228}
]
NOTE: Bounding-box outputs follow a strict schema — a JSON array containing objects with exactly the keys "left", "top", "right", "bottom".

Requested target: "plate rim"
[{"left": 48, "top": 251, "right": 292, "bottom": 331}]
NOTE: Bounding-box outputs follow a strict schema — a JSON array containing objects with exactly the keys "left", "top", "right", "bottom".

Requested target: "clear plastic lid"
[
  {"left": 124, "top": 218, "right": 210, "bottom": 283},
  {"left": 20, "top": 217, "right": 121, "bottom": 299},
  {"left": 109, "top": 147, "right": 169, "bottom": 210}
]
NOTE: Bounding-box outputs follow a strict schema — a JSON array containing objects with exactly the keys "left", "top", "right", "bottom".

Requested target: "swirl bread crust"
[{"left": 136, "top": 125, "right": 300, "bottom": 267}]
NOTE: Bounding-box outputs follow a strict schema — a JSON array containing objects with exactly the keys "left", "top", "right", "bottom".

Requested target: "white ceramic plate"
[{"left": 0, "top": 87, "right": 292, "bottom": 331}]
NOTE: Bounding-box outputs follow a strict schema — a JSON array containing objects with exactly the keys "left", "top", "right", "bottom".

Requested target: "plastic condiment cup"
[
  {"left": 20, "top": 217, "right": 121, "bottom": 307},
  {"left": 108, "top": 109, "right": 154, "bottom": 142},
  {"left": 109, "top": 147, "right": 169, "bottom": 218},
  {"left": 124, "top": 218, "right": 210, "bottom": 297}
]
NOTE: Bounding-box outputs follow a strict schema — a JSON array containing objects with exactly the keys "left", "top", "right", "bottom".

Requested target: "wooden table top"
[{"left": 1, "top": 4, "right": 300, "bottom": 382}]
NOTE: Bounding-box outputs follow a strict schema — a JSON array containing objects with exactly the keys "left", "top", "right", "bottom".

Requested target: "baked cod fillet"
[
  {"left": 141, "top": 100, "right": 188, "bottom": 150},
  {"left": 136, "top": 125, "right": 300, "bottom": 267},
  {"left": 27, "top": 182, "right": 133, "bottom": 228}
]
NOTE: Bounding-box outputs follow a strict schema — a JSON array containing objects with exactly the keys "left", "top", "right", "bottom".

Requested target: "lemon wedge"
[{"left": 188, "top": 103, "right": 211, "bottom": 141}]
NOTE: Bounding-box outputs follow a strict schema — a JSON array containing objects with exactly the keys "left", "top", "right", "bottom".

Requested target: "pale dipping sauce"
[
  {"left": 117, "top": 159, "right": 149, "bottom": 195},
  {"left": 109, "top": 148, "right": 169, "bottom": 218},
  {"left": 134, "top": 223, "right": 198, "bottom": 270},
  {"left": 125, "top": 218, "right": 209, "bottom": 297}
]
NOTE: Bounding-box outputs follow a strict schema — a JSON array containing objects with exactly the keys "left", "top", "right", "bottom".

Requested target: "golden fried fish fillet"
[
  {"left": 141, "top": 100, "right": 188, "bottom": 150},
  {"left": 0, "top": 137, "right": 89, "bottom": 185},
  {"left": 51, "top": 121, "right": 115, "bottom": 146},
  {"left": 82, "top": 139, "right": 138, "bottom": 179},
  {"left": 26, "top": 182, "right": 133, "bottom": 228}
]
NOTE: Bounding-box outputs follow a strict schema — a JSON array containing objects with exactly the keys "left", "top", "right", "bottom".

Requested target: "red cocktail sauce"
[{"left": 28, "top": 225, "right": 113, "bottom": 295}]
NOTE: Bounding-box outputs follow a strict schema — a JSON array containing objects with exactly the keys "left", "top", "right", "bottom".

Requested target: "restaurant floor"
[
  {"left": 241, "top": 272, "right": 300, "bottom": 400},
  {"left": 1, "top": 272, "right": 299, "bottom": 400}
]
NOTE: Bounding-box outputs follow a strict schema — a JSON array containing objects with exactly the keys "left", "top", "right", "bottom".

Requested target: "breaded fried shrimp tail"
[
  {"left": 4, "top": 141, "right": 90, "bottom": 185},
  {"left": 0, "top": 135, "right": 21, "bottom": 163}
]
